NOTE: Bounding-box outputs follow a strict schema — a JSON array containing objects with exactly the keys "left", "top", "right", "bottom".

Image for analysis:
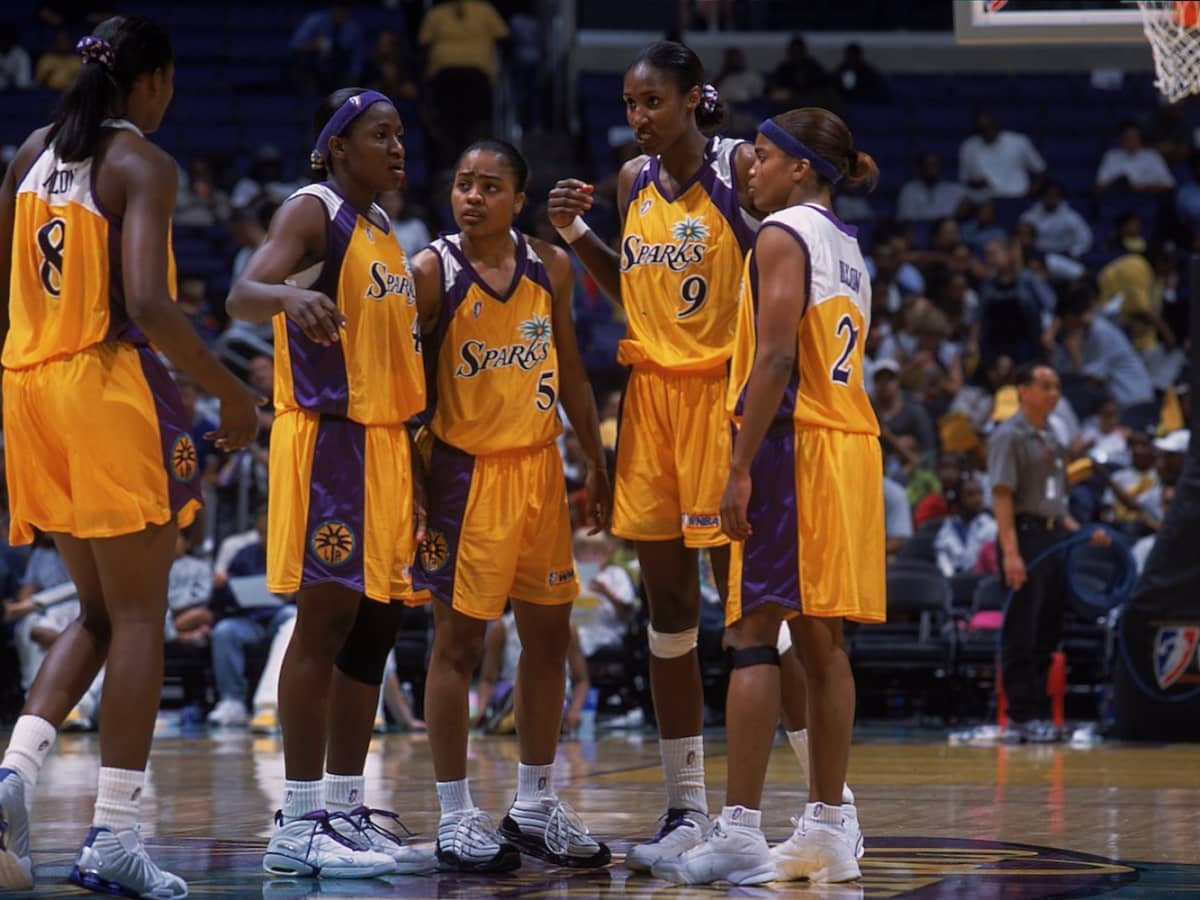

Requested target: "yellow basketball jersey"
[
  {"left": 426, "top": 230, "right": 561, "bottom": 456},
  {"left": 273, "top": 184, "right": 425, "bottom": 426},
  {"left": 4, "top": 120, "right": 177, "bottom": 370},
  {"left": 729, "top": 203, "right": 879, "bottom": 435},
  {"left": 619, "top": 137, "right": 757, "bottom": 373}
]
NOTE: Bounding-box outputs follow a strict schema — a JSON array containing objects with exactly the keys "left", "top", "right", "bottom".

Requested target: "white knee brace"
[{"left": 647, "top": 625, "right": 699, "bottom": 659}]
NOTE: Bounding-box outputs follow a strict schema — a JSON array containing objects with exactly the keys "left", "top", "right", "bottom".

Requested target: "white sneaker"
[
  {"left": 0, "top": 768, "right": 32, "bottom": 891},
  {"left": 69, "top": 825, "right": 188, "bottom": 899},
  {"left": 207, "top": 699, "right": 249, "bottom": 727},
  {"left": 651, "top": 813, "right": 775, "bottom": 885},
  {"left": 331, "top": 806, "right": 436, "bottom": 874},
  {"left": 500, "top": 797, "right": 611, "bottom": 868},
  {"left": 772, "top": 802, "right": 862, "bottom": 883},
  {"left": 626, "top": 808, "right": 710, "bottom": 873},
  {"left": 263, "top": 811, "right": 395, "bottom": 879},
  {"left": 436, "top": 808, "right": 521, "bottom": 873}
]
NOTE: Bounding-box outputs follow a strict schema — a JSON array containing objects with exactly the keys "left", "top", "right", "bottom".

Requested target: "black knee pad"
[
  {"left": 725, "top": 645, "right": 781, "bottom": 671},
  {"left": 335, "top": 595, "right": 405, "bottom": 686}
]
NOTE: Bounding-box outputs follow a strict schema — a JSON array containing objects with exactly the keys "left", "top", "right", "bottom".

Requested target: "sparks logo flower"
[
  {"left": 671, "top": 216, "right": 709, "bottom": 244},
  {"left": 518, "top": 314, "right": 552, "bottom": 342}
]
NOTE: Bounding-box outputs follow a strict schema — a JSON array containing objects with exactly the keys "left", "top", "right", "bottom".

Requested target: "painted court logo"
[
  {"left": 419, "top": 529, "right": 449, "bottom": 574},
  {"left": 311, "top": 520, "right": 356, "bottom": 567},
  {"left": 171, "top": 434, "right": 198, "bottom": 482}
]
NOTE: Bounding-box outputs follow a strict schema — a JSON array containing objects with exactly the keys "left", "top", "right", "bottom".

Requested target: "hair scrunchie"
[
  {"left": 76, "top": 36, "right": 115, "bottom": 70},
  {"left": 701, "top": 83, "right": 720, "bottom": 113}
]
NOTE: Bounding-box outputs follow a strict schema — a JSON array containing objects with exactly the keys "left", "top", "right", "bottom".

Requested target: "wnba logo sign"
[{"left": 1153, "top": 626, "right": 1200, "bottom": 689}]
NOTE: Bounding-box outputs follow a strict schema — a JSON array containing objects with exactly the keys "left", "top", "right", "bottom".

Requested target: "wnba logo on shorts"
[
  {"left": 547, "top": 567, "right": 576, "bottom": 587},
  {"left": 170, "top": 434, "right": 198, "bottom": 483},
  {"left": 419, "top": 529, "right": 449, "bottom": 574},
  {"left": 311, "top": 520, "right": 356, "bottom": 567},
  {"left": 682, "top": 513, "right": 720, "bottom": 529}
]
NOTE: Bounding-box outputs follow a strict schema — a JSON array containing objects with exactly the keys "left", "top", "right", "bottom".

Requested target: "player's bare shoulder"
[{"left": 527, "top": 234, "right": 572, "bottom": 287}]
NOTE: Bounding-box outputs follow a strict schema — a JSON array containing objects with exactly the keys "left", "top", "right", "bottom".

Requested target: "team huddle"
[{"left": 0, "top": 14, "right": 884, "bottom": 898}]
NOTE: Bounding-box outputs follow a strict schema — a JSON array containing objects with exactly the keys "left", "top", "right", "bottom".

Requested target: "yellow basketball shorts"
[
  {"left": 3, "top": 342, "right": 202, "bottom": 545},
  {"left": 414, "top": 438, "right": 576, "bottom": 620},
  {"left": 611, "top": 365, "right": 731, "bottom": 547},
  {"left": 267, "top": 409, "right": 415, "bottom": 603},
  {"left": 727, "top": 424, "right": 886, "bottom": 626}
]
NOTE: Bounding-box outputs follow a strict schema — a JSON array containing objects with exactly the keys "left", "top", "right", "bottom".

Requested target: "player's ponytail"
[
  {"left": 49, "top": 15, "right": 173, "bottom": 163},
  {"left": 770, "top": 107, "right": 880, "bottom": 194},
  {"left": 629, "top": 40, "right": 726, "bottom": 134}
]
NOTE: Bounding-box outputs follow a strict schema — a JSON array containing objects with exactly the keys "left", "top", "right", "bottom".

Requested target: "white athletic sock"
[
  {"left": 807, "top": 801, "right": 844, "bottom": 827},
  {"left": 514, "top": 762, "right": 555, "bottom": 803},
  {"left": 324, "top": 773, "right": 364, "bottom": 813},
  {"left": 786, "top": 728, "right": 809, "bottom": 782},
  {"left": 2, "top": 715, "right": 56, "bottom": 812},
  {"left": 721, "top": 804, "right": 762, "bottom": 829},
  {"left": 282, "top": 779, "right": 323, "bottom": 823},
  {"left": 436, "top": 779, "right": 474, "bottom": 818},
  {"left": 788, "top": 727, "right": 855, "bottom": 805},
  {"left": 92, "top": 767, "right": 144, "bottom": 832},
  {"left": 660, "top": 735, "right": 707, "bottom": 815}
]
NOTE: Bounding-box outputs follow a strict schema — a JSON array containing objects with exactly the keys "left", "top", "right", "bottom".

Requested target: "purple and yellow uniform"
[
  {"left": 266, "top": 183, "right": 425, "bottom": 603},
  {"left": 726, "top": 203, "right": 885, "bottom": 625},
  {"left": 3, "top": 120, "right": 200, "bottom": 545},
  {"left": 613, "top": 136, "right": 756, "bottom": 547},
  {"left": 414, "top": 230, "right": 575, "bottom": 620}
]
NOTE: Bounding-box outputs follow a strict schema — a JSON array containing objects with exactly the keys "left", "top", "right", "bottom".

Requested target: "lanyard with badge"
[{"left": 1031, "top": 426, "right": 1064, "bottom": 501}]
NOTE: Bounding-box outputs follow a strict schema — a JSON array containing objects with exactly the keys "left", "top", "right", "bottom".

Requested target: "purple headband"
[
  {"left": 311, "top": 90, "right": 391, "bottom": 167},
  {"left": 76, "top": 35, "right": 115, "bottom": 71},
  {"left": 757, "top": 118, "right": 843, "bottom": 184}
]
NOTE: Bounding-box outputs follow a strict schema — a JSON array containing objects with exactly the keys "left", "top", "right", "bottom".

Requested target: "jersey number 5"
[
  {"left": 830, "top": 314, "right": 859, "bottom": 385},
  {"left": 536, "top": 371, "right": 557, "bottom": 411},
  {"left": 37, "top": 217, "right": 66, "bottom": 298}
]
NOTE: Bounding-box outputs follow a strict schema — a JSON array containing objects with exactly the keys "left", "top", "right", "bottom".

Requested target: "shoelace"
[
  {"left": 543, "top": 800, "right": 592, "bottom": 857},
  {"left": 650, "top": 809, "right": 699, "bottom": 844},
  {"left": 448, "top": 808, "right": 503, "bottom": 859},
  {"left": 274, "top": 810, "right": 371, "bottom": 856},
  {"left": 352, "top": 806, "right": 415, "bottom": 845}
]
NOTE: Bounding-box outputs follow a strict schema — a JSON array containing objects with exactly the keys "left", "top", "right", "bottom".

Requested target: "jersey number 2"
[
  {"left": 536, "top": 371, "right": 557, "bottom": 411},
  {"left": 830, "top": 314, "right": 859, "bottom": 385},
  {"left": 37, "top": 218, "right": 66, "bottom": 298}
]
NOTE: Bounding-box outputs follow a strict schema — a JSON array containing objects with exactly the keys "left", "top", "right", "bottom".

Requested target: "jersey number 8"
[{"left": 37, "top": 217, "right": 67, "bottom": 298}]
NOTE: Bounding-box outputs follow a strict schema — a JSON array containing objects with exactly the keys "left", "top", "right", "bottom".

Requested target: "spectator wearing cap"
[
  {"left": 1138, "top": 429, "right": 1189, "bottom": 524},
  {"left": 873, "top": 357, "right": 937, "bottom": 462},
  {"left": 987, "top": 363, "right": 1109, "bottom": 743},
  {"left": 1052, "top": 283, "right": 1156, "bottom": 425}
]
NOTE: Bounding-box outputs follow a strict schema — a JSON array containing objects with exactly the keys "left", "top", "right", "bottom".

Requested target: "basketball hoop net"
[{"left": 1138, "top": 1, "right": 1200, "bottom": 102}]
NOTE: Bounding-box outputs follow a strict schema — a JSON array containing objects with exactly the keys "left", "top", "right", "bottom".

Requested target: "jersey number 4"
[
  {"left": 37, "top": 217, "right": 66, "bottom": 298},
  {"left": 830, "top": 314, "right": 859, "bottom": 385}
]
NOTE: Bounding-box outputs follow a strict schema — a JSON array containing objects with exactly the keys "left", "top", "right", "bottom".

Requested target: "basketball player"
[
  {"left": 656, "top": 109, "right": 884, "bottom": 885},
  {"left": 549, "top": 40, "right": 797, "bottom": 868},
  {"left": 225, "top": 88, "right": 430, "bottom": 878},
  {"left": 411, "top": 140, "right": 611, "bottom": 872},
  {"left": 0, "top": 16, "right": 261, "bottom": 897}
]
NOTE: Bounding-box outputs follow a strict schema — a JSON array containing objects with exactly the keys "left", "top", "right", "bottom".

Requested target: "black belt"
[{"left": 1015, "top": 513, "right": 1064, "bottom": 531}]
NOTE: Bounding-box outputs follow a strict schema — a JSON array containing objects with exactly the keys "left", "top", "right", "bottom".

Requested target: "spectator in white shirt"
[
  {"left": 1097, "top": 122, "right": 1175, "bottom": 193},
  {"left": 713, "top": 47, "right": 764, "bottom": 104},
  {"left": 1019, "top": 182, "right": 1093, "bottom": 258},
  {"left": 897, "top": 153, "right": 971, "bottom": 223},
  {"left": 570, "top": 530, "right": 636, "bottom": 659},
  {"left": 959, "top": 111, "right": 1046, "bottom": 199},
  {"left": 0, "top": 26, "right": 32, "bottom": 91},
  {"left": 934, "top": 478, "right": 997, "bottom": 577}
]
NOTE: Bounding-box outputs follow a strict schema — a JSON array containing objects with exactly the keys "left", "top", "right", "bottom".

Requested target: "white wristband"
[{"left": 555, "top": 217, "right": 591, "bottom": 244}]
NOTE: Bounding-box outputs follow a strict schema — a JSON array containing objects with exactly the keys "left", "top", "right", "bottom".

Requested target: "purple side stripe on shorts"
[
  {"left": 739, "top": 424, "right": 801, "bottom": 614},
  {"left": 136, "top": 347, "right": 203, "bottom": 518},
  {"left": 412, "top": 437, "right": 475, "bottom": 605},
  {"left": 301, "top": 416, "right": 367, "bottom": 592}
]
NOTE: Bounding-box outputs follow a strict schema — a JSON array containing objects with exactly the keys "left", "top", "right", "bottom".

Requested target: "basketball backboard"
[{"left": 953, "top": 0, "right": 1145, "bottom": 44}]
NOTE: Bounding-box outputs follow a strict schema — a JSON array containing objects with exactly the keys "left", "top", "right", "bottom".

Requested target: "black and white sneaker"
[
  {"left": 499, "top": 798, "right": 611, "bottom": 868},
  {"left": 436, "top": 808, "right": 521, "bottom": 873}
]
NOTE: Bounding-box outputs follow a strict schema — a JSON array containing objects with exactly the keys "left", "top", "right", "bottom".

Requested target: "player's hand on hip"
[
  {"left": 281, "top": 289, "right": 346, "bottom": 346},
  {"left": 584, "top": 465, "right": 611, "bottom": 535},
  {"left": 1002, "top": 552, "right": 1027, "bottom": 591},
  {"left": 547, "top": 179, "right": 594, "bottom": 228},
  {"left": 720, "top": 469, "right": 752, "bottom": 541},
  {"left": 208, "top": 384, "right": 268, "bottom": 451}
]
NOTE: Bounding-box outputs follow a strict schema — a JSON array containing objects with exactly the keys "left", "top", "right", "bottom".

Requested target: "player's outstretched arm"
[
  {"left": 538, "top": 236, "right": 611, "bottom": 534},
  {"left": 225, "top": 196, "right": 346, "bottom": 346},
  {"left": 120, "top": 141, "right": 262, "bottom": 450}
]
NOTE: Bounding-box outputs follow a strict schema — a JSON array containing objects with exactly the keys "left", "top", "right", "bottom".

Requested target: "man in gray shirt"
[{"left": 987, "top": 363, "right": 1108, "bottom": 742}]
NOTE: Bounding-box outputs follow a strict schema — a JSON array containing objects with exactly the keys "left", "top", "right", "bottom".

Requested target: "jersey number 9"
[{"left": 677, "top": 275, "right": 708, "bottom": 320}]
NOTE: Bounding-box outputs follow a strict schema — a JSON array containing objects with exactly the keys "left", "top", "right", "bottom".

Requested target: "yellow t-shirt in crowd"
[{"left": 418, "top": 0, "right": 509, "bottom": 82}]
